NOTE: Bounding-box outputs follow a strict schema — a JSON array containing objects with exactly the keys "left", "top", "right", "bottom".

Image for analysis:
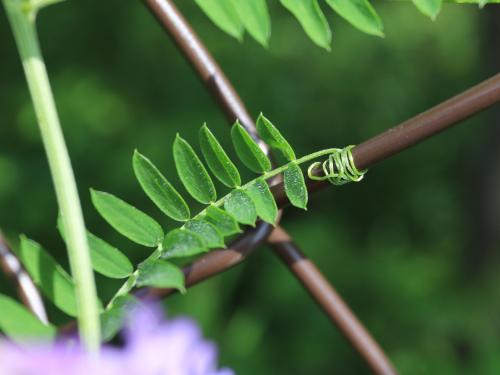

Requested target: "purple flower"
[{"left": 0, "top": 305, "right": 233, "bottom": 375}]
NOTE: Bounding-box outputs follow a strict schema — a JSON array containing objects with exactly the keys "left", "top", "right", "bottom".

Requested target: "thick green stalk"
[{"left": 2, "top": 0, "right": 100, "bottom": 350}]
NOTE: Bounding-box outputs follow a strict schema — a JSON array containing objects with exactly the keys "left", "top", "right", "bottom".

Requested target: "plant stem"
[
  {"left": 106, "top": 147, "right": 339, "bottom": 308},
  {"left": 2, "top": 0, "right": 100, "bottom": 351}
]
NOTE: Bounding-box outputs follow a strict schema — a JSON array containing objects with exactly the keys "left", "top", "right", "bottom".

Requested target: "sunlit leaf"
[
  {"left": 184, "top": 219, "right": 224, "bottom": 248},
  {"left": 137, "top": 259, "right": 186, "bottom": 293},
  {"left": 162, "top": 228, "right": 207, "bottom": 258},
  {"left": 199, "top": 124, "right": 241, "bottom": 188},
  {"left": 230, "top": 0, "right": 271, "bottom": 46},
  {"left": 284, "top": 162, "right": 308, "bottom": 209},
  {"left": 412, "top": 0, "right": 442, "bottom": 19},
  {"left": 91, "top": 189, "right": 164, "bottom": 247},
  {"left": 174, "top": 134, "right": 217, "bottom": 204},
  {"left": 101, "top": 295, "right": 139, "bottom": 342},
  {"left": 280, "top": 0, "right": 331, "bottom": 50},
  {"left": 194, "top": 0, "right": 244, "bottom": 40},
  {"left": 0, "top": 294, "right": 56, "bottom": 342},
  {"left": 204, "top": 205, "right": 240, "bottom": 236},
  {"left": 133, "top": 150, "right": 190, "bottom": 222},
  {"left": 224, "top": 188, "right": 257, "bottom": 226},
  {"left": 18, "top": 235, "right": 78, "bottom": 317},
  {"left": 325, "top": 0, "right": 383, "bottom": 37},
  {"left": 245, "top": 178, "right": 278, "bottom": 224},
  {"left": 231, "top": 121, "right": 271, "bottom": 173},
  {"left": 256, "top": 113, "right": 295, "bottom": 162}
]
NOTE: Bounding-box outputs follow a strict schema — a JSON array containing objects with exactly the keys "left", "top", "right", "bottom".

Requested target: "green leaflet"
[
  {"left": 57, "top": 217, "right": 133, "bottom": 279},
  {"left": 325, "top": 0, "right": 383, "bottom": 37},
  {"left": 137, "top": 259, "right": 186, "bottom": 293},
  {"left": 162, "top": 228, "right": 207, "bottom": 258},
  {"left": 133, "top": 150, "right": 190, "bottom": 222},
  {"left": 256, "top": 113, "right": 295, "bottom": 162},
  {"left": 230, "top": 0, "right": 271, "bottom": 46},
  {"left": 174, "top": 134, "right": 217, "bottom": 204},
  {"left": 184, "top": 219, "right": 224, "bottom": 248},
  {"left": 199, "top": 124, "right": 241, "bottom": 188},
  {"left": 412, "top": 0, "right": 442, "bottom": 19},
  {"left": 280, "top": 0, "right": 331, "bottom": 50},
  {"left": 193, "top": 0, "right": 244, "bottom": 40},
  {"left": 91, "top": 189, "right": 164, "bottom": 247},
  {"left": 101, "top": 295, "right": 139, "bottom": 342},
  {"left": 245, "top": 178, "right": 278, "bottom": 224},
  {"left": 204, "top": 205, "right": 240, "bottom": 236},
  {"left": 284, "top": 162, "right": 308, "bottom": 209},
  {"left": 224, "top": 188, "right": 257, "bottom": 226},
  {"left": 18, "top": 235, "right": 78, "bottom": 317},
  {"left": 0, "top": 294, "right": 56, "bottom": 342},
  {"left": 231, "top": 121, "right": 271, "bottom": 173}
]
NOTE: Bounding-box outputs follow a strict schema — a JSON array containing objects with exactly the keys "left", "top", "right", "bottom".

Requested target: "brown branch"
[{"left": 0, "top": 231, "right": 48, "bottom": 323}]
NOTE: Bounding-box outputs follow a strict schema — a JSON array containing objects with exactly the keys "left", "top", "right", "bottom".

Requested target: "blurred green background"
[{"left": 1, "top": 1, "right": 500, "bottom": 374}]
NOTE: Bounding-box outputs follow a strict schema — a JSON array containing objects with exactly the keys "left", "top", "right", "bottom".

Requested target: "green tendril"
[{"left": 307, "top": 145, "right": 366, "bottom": 185}]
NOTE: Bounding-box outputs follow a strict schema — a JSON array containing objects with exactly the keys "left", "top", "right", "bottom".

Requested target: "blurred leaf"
[
  {"left": 280, "top": 0, "right": 331, "bottom": 50},
  {"left": 412, "top": 0, "right": 442, "bottom": 19},
  {"left": 57, "top": 217, "right": 133, "bottom": 279},
  {"left": 284, "top": 162, "right": 308, "bottom": 209},
  {"left": 194, "top": 0, "right": 244, "bottom": 40},
  {"left": 199, "top": 124, "right": 241, "bottom": 188},
  {"left": 133, "top": 150, "right": 190, "bottom": 222},
  {"left": 137, "top": 259, "right": 186, "bottom": 293},
  {"left": 0, "top": 294, "right": 56, "bottom": 342},
  {"left": 204, "top": 205, "right": 241, "bottom": 236},
  {"left": 245, "top": 178, "right": 278, "bottom": 224},
  {"left": 256, "top": 113, "right": 295, "bottom": 162},
  {"left": 224, "top": 188, "right": 257, "bottom": 226},
  {"left": 18, "top": 235, "right": 78, "bottom": 316},
  {"left": 231, "top": 121, "right": 271, "bottom": 173},
  {"left": 231, "top": 0, "right": 271, "bottom": 46},
  {"left": 184, "top": 219, "right": 225, "bottom": 248},
  {"left": 174, "top": 134, "right": 217, "bottom": 204},
  {"left": 101, "top": 295, "right": 139, "bottom": 342},
  {"left": 162, "top": 228, "right": 207, "bottom": 258},
  {"left": 325, "top": 0, "right": 383, "bottom": 37},
  {"left": 91, "top": 189, "right": 164, "bottom": 247}
]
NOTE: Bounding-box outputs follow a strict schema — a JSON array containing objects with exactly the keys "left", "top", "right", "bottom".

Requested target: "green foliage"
[
  {"left": 204, "top": 205, "right": 241, "bottom": 236},
  {"left": 162, "top": 228, "right": 207, "bottom": 258},
  {"left": 184, "top": 219, "right": 225, "bottom": 248},
  {"left": 231, "top": 121, "right": 272, "bottom": 173},
  {"left": 133, "top": 150, "right": 190, "bottom": 222},
  {"left": 256, "top": 113, "right": 296, "bottom": 162},
  {"left": 18, "top": 235, "right": 79, "bottom": 317},
  {"left": 58, "top": 217, "right": 133, "bottom": 279},
  {"left": 0, "top": 294, "right": 56, "bottom": 342},
  {"left": 224, "top": 189, "right": 258, "bottom": 226},
  {"left": 91, "top": 189, "right": 164, "bottom": 247},
  {"left": 245, "top": 178, "right": 278, "bottom": 225},
  {"left": 137, "top": 259, "right": 186, "bottom": 293},
  {"left": 194, "top": 0, "right": 496, "bottom": 48},
  {"left": 174, "top": 134, "right": 217, "bottom": 204},
  {"left": 284, "top": 162, "right": 308, "bottom": 209},
  {"left": 199, "top": 124, "right": 241, "bottom": 188},
  {"left": 100, "top": 295, "right": 139, "bottom": 342}
]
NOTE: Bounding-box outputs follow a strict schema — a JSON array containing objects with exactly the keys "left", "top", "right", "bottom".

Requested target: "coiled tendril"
[{"left": 307, "top": 145, "right": 366, "bottom": 185}]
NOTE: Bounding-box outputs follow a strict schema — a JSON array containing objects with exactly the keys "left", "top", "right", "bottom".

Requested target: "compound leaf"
[
  {"left": 204, "top": 205, "right": 240, "bottom": 236},
  {"left": 133, "top": 150, "right": 190, "bottom": 222},
  {"left": 91, "top": 189, "right": 164, "bottom": 247}
]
